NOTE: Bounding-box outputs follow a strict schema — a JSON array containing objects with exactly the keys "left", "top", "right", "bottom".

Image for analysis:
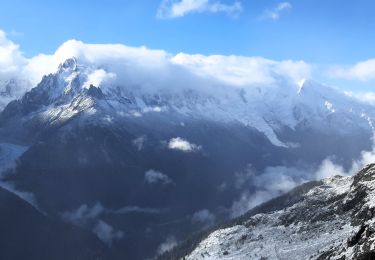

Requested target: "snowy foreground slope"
[{"left": 168, "top": 164, "right": 375, "bottom": 260}]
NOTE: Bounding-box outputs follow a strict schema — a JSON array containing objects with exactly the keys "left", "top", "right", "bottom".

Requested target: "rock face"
[{"left": 175, "top": 164, "right": 375, "bottom": 260}]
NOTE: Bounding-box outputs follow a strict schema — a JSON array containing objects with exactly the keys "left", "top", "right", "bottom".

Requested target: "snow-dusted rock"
[{"left": 183, "top": 164, "right": 375, "bottom": 260}]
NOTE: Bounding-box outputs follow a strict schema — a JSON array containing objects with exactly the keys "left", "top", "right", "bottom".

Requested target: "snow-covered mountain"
[
  {"left": 1, "top": 58, "right": 375, "bottom": 259},
  {"left": 1, "top": 57, "right": 374, "bottom": 148},
  {"left": 173, "top": 163, "right": 375, "bottom": 260}
]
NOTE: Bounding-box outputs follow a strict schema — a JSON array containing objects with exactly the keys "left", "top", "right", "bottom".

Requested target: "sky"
[{"left": 1, "top": 0, "right": 375, "bottom": 92}]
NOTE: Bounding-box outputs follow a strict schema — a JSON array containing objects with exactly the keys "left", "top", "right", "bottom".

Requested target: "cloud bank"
[
  {"left": 2, "top": 27, "right": 375, "bottom": 114},
  {"left": 0, "top": 28, "right": 314, "bottom": 112},
  {"left": 329, "top": 59, "right": 375, "bottom": 82},
  {"left": 157, "top": 0, "right": 242, "bottom": 19}
]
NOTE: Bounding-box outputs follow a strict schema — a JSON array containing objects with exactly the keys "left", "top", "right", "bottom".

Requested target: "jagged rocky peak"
[
  {"left": 171, "top": 163, "right": 375, "bottom": 260},
  {"left": 28, "top": 57, "right": 92, "bottom": 102},
  {"left": 87, "top": 84, "right": 104, "bottom": 99},
  {"left": 0, "top": 58, "right": 102, "bottom": 122},
  {"left": 58, "top": 57, "right": 78, "bottom": 72}
]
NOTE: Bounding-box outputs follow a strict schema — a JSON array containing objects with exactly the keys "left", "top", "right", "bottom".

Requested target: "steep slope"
[{"left": 175, "top": 164, "right": 375, "bottom": 260}]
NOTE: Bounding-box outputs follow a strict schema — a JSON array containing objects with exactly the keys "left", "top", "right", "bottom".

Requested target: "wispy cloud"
[
  {"left": 62, "top": 202, "right": 164, "bottom": 245},
  {"left": 328, "top": 59, "right": 375, "bottom": 81},
  {"left": 191, "top": 209, "right": 216, "bottom": 225},
  {"left": 157, "top": 235, "right": 178, "bottom": 255},
  {"left": 260, "top": 2, "right": 292, "bottom": 20},
  {"left": 132, "top": 136, "right": 147, "bottom": 151},
  {"left": 231, "top": 165, "right": 307, "bottom": 217},
  {"left": 93, "top": 220, "right": 124, "bottom": 245},
  {"left": 144, "top": 169, "right": 174, "bottom": 185},
  {"left": 157, "top": 0, "right": 242, "bottom": 19},
  {"left": 62, "top": 202, "right": 105, "bottom": 226}
]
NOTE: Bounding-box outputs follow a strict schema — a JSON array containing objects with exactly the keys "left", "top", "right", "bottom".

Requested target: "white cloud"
[
  {"left": 157, "top": 0, "right": 242, "bottom": 19},
  {"left": 143, "top": 106, "right": 165, "bottom": 113},
  {"left": 0, "top": 31, "right": 30, "bottom": 106},
  {"left": 329, "top": 59, "right": 375, "bottom": 81},
  {"left": 0, "top": 28, "right": 313, "bottom": 111},
  {"left": 318, "top": 137, "right": 375, "bottom": 179},
  {"left": 171, "top": 53, "right": 311, "bottom": 87},
  {"left": 82, "top": 69, "right": 116, "bottom": 89},
  {"left": 0, "top": 30, "right": 27, "bottom": 78},
  {"left": 144, "top": 169, "right": 173, "bottom": 185},
  {"left": 315, "top": 158, "right": 346, "bottom": 180},
  {"left": 345, "top": 91, "right": 375, "bottom": 105},
  {"left": 168, "top": 137, "right": 201, "bottom": 152},
  {"left": 24, "top": 39, "right": 171, "bottom": 91},
  {"left": 93, "top": 220, "right": 124, "bottom": 245},
  {"left": 260, "top": 2, "right": 292, "bottom": 20}
]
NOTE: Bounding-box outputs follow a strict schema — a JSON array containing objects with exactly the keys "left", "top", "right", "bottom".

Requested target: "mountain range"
[{"left": 1, "top": 58, "right": 375, "bottom": 259}]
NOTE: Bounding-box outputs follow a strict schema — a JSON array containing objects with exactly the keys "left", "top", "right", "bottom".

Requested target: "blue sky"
[
  {"left": 0, "top": 0, "right": 373, "bottom": 63},
  {"left": 1, "top": 0, "right": 375, "bottom": 91}
]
